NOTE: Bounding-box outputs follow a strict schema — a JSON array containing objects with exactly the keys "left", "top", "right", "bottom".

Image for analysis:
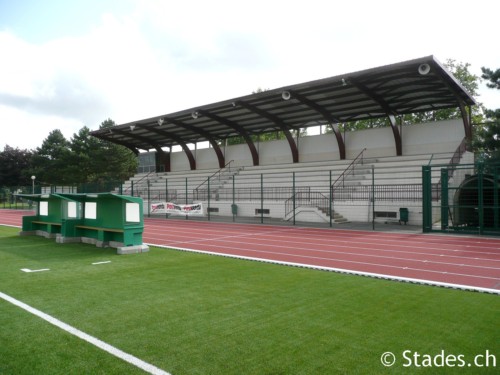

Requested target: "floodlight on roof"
[
  {"left": 158, "top": 118, "right": 164, "bottom": 126},
  {"left": 130, "top": 125, "right": 136, "bottom": 131},
  {"left": 281, "top": 91, "right": 291, "bottom": 100},
  {"left": 418, "top": 63, "right": 431, "bottom": 75},
  {"left": 192, "top": 111, "right": 200, "bottom": 119}
]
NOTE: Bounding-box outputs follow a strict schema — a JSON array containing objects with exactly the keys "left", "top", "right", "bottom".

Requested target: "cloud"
[
  {"left": 0, "top": 13, "right": 169, "bottom": 148},
  {"left": 0, "top": 104, "right": 84, "bottom": 150},
  {"left": 1, "top": 0, "right": 499, "bottom": 151},
  {"left": 0, "top": 72, "right": 109, "bottom": 123}
]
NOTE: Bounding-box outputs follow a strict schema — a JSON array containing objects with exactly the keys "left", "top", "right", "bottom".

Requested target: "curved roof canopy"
[{"left": 91, "top": 55, "right": 475, "bottom": 160}]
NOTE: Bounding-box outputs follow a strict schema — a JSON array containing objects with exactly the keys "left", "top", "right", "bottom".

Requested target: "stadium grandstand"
[{"left": 90, "top": 55, "right": 486, "bottom": 233}]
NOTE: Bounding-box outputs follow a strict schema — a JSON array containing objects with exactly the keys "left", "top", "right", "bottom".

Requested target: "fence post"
[
  {"left": 422, "top": 166, "right": 432, "bottom": 232},
  {"left": 232, "top": 175, "right": 235, "bottom": 222},
  {"left": 478, "top": 162, "right": 484, "bottom": 235},
  {"left": 329, "top": 170, "right": 332, "bottom": 228},
  {"left": 495, "top": 166, "right": 499, "bottom": 230},
  {"left": 207, "top": 176, "right": 211, "bottom": 221},
  {"left": 185, "top": 177, "right": 188, "bottom": 220},
  {"left": 292, "top": 172, "right": 296, "bottom": 226},
  {"left": 165, "top": 178, "right": 168, "bottom": 202},
  {"left": 147, "top": 179, "right": 151, "bottom": 218},
  {"left": 440, "top": 168, "right": 449, "bottom": 230},
  {"left": 165, "top": 178, "right": 169, "bottom": 219},
  {"left": 131, "top": 180, "right": 134, "bottom": 197},
  {"left": 372, "top": 165, "right": 375, "bottom": 231},
  {"left": 260, "top": 174, "right": 264, "bottom": 224}
]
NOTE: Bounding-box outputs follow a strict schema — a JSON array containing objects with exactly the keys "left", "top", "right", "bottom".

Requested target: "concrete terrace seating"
[
  {"left": 117, "top": 152, "right": 459, "bottom": 210},
  {"left": 112, "top": 149, "right": 472, "bottom": 225},
  {"left": 230, "top": 152, "right": 454, "bottom": 190},
  {"left": 119, "top": 167, "right": 241, "bottom": 201}
]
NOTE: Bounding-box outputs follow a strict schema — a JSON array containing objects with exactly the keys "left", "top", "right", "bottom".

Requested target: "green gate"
[{"left": 423, "top": 162, "right": 500, "bottom": 236}]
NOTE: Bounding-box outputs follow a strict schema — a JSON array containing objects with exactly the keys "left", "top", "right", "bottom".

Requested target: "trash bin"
[
  {"left": 231, "top": 204, "right": 238, "bottom": 215},
  {"left": 399, "top": 207, "right": 409, "bottom": 225}
]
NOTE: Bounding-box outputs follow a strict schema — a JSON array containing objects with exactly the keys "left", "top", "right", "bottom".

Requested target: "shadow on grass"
[{"left": 0, "top": 228, "right": 117, "bottom": 263}]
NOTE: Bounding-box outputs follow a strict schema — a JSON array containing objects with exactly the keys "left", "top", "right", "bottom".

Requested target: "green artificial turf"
[{"left": 0, "top": 225, "right": 498, "bottom": 374}]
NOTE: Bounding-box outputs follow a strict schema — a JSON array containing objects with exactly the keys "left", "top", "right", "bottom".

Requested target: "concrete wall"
[
  {"left": 168, "top": 119, "right": 465, "bottom": 171},
  {"left": 402, "top": 119, "right": 464, "bottom": 156},
  {"left": 195, "top": 146, "right": 220, "bottom": 170}
]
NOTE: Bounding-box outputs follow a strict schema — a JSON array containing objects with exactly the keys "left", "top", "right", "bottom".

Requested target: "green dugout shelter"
[
  {"left": 18, "top": 193, "right": 76, "bottom": 238},
  {"left": 17, "top": 193, "right": 149, "bottom": 254}
]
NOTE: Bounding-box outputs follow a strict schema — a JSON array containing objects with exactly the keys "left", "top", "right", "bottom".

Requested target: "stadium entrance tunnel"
[{"left": 453, "top": 174, "right": 500, "bottom": 229}]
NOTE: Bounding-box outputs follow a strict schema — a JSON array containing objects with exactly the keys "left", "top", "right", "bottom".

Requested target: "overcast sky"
[{"left": 1, "top": 0, "right": 499, "bottom": 150}]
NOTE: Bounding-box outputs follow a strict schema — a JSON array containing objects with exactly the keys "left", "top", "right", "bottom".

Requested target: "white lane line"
[
  {"left": 157, "top": 226, "right": 297, "bottom": 247},
  {"left": 92, "top": 261, "right": 111, "bottom": 265},
  {"left": 20, "top": 268, "right": 50, "bottom": 273},
  {"left": 0, "top": 291, "right": 171, "bottom": 375}
]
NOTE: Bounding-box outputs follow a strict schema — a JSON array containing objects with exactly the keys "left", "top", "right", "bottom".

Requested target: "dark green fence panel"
[{"left": 422, "top": 162, "right": 500, "bottom": 236}]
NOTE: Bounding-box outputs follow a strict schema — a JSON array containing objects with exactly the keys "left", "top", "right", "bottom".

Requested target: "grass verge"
[{"left": 0, "top": 225, "right": 498, "bottom": 374}]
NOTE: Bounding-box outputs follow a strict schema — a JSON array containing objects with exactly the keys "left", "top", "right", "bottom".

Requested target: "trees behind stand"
[
  {"left": 474, "top": 67, "right": 500, "bottom": 162},
  {"left": 0, "top": 119, "right": 137, "bottom": 189}
]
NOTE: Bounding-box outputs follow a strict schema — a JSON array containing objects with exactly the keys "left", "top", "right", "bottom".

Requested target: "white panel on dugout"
[{"left": 84, "top": 202, "right": 97, "bottom": 219}]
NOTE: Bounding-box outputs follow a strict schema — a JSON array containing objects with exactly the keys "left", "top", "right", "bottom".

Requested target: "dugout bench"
[{"left": 17, "top": 193, "right": 148, "bottom": 254}]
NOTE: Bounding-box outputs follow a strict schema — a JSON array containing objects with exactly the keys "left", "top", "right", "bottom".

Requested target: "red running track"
[{"left": 2, "top": 209, "right": 500, "bottom": 293}]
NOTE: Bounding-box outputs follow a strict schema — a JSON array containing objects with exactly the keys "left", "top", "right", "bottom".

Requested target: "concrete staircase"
[{"left": 319, "top": 207, "right": 350, "bottom": 223}]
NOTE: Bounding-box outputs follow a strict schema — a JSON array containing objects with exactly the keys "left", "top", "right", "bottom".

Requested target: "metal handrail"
[
  {"left": 427, "top": 154, "right": 434, "bottom": 165},
  {"left": 431, "top": 137, "right": 469, "bottom": 201},
  {"left": 123, "top": 170, "right": 156, "bottom": 194},
  {"left": 448, "top": 137, "right": 468, "bottom": 167},
  {"left": 194, "top": 160, "right": 235, "bottom": 193},
  {"left": 331, "top": 148, "right": 367, "bottom": 192}
]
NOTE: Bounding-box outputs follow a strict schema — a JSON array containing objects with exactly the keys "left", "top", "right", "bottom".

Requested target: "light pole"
[{"left": 31, "top": 175, "right": 36, "bottom": 194}]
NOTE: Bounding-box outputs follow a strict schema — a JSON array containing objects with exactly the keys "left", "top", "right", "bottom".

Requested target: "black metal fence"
[
  {"left": 2, "top": 162, "right": 437, "bottom": 231},
  {"left": 0, "top": 181, "right": 122, "bottom": 209},
  {"left": 116, "top": 162, "right": 426, "bottom": 229}
]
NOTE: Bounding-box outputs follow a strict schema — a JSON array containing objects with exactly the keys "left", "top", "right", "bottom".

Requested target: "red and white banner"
[{"left": 151, "top": 202, "right": 204, "bottom": 216}]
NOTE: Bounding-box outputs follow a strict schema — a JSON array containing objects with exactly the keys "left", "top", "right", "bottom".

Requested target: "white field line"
[
  {"left": 92, "top": 261, "right": 111, "bottom": 265},
  {"left": 149, "top": 243, "right": 500, "bottom": 295},
  {"left": 0, "top": 291, "right": 171, "bottom": 375},
  {"left": 172, "top": 240, "right": 500, "bottom": 281},
  {"left": 20, "top": 268, "right": 50, "bottom": 273}
]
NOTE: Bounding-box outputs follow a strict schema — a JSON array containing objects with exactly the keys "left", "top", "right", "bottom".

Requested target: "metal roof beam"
[
  {"left": 198, "top": 110, "right": 259, "bottom": 166},
  {"left": 134, "top": 124, "right": 196, "bottom": 170},
  {"left": 112, "top": 128, "right": 163, "bottom": 150},
  {"left": 348, "top": 78, "right": 402, "bottom": 156},
  {"left": 234, "top": 100, "right": 299, "bottom": 163},
  {"left": 154, "top": 146, "right": 171, "bottom": 172},
  {"left": 284, "top": 90, "right": 346, "bottom": 160},
  {"left": 163, "top": 117, "right": 225, "bottom": 168},
  {"left": 92, "top": 133, "right": 140, "bottom": 155}
]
